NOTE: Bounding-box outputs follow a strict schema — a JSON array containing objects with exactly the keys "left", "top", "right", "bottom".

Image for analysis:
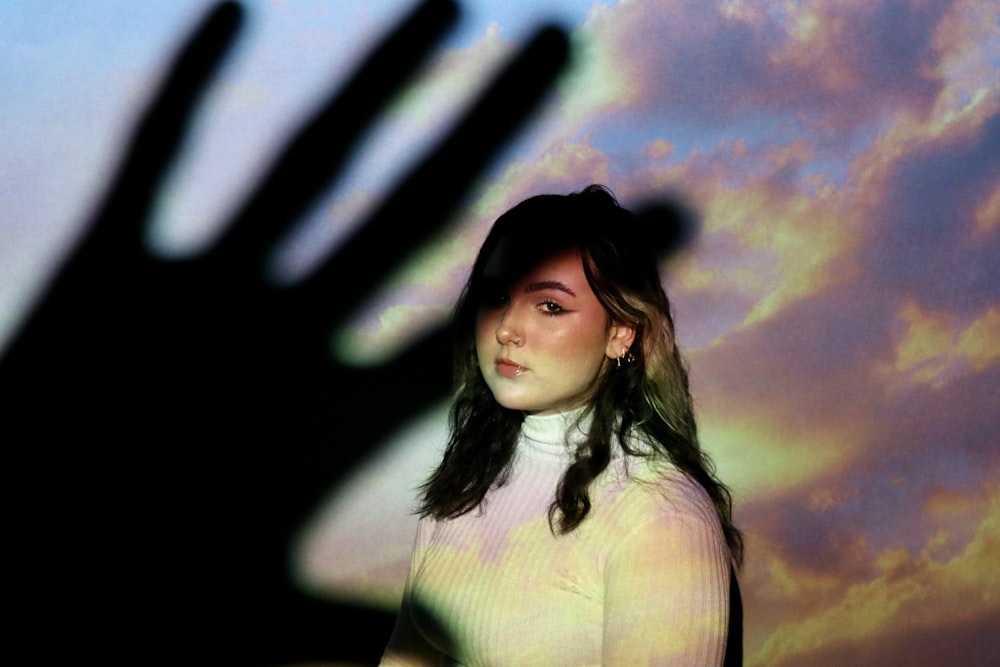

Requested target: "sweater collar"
[{"left": 520, "top": 407, "right": 591, "bottom": 459}]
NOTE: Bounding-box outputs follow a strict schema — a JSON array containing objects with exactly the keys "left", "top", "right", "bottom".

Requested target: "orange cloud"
[
  {"left": 924, "top": 486, "right": 982, "bottom": 518},
  {"left": 973, "top": 181, "right": 1000, "bottom": 238},
  {"left": 958, "top": 307, "right": 1000, "bottom": 371},
  {"left": 645, "top": 138, "right": 674, "bottom": 160},
  {"left": 879, "top": 298, "right": 1000, "bottom": 391},
  {"left": 738, "top": 530, "right": 847, "bottom": 655},
  {"left": 698, "top": 411, "right": 864, "bottom": 503},
  {"left": 746, "top": 482, "right": 1000, "bottom": 667},
  {"left": 807, "top": 485, "right": 861, "bottom": 512}
]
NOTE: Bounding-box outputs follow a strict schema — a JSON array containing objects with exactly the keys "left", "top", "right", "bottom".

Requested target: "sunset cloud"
[
  {"left": 928, "top": 0, "right": 1000, "bottom": 119},
  {"left": 768, "top": 0, "right": 947, "bottom": 123},
  {"left": 645, "top": 138, "right": 675, "bottom": 160},
  {"left": 698, "top": 410, "right": 864, "bottom": 502},
  {"left": 878, "top": 298, "right": 1000, "bottom": 391},
  {"left": 634, "top": 138, "right": 864, "bottom": 343},
  {"left": 328, "top": 0, "right": 999, "bottom": 360},
  {"left": 973, "top": 180, "right": 1000, "bottom": 238},
  {"left": 746, "top": 482, "right": 1000, "bottom": 667}
]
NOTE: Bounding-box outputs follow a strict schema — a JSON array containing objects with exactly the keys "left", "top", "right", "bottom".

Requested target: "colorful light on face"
[{"left": 475, "top": 244, "right": 633, "bottom": 415}]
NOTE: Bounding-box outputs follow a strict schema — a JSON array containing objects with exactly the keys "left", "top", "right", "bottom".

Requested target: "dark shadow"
[
  {"left": 725, "top": 566, "right": 744, "bottom": 667},
  {"left": 1, "top": 1, "right": 708, "bottom": 664}
]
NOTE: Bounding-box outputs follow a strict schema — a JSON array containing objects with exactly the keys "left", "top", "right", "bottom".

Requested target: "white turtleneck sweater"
[{"left": 380, "top": 410, "right": 731, "bottom": 666}]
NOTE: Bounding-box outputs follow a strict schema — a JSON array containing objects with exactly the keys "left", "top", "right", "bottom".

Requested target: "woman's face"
[{"left": 475, "top": 244, "right": 634, "bottom": 415}]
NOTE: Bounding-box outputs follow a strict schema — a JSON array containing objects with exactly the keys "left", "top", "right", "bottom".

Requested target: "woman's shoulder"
[
  {"left": 588, "top": 465, "right": 727, "bottom": 572},
  {"left": 599, "top": 454, "right": 720, "bottom": 531}
]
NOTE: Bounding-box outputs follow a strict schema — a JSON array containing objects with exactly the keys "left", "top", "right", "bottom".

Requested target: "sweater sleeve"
[
  {"left": 601, "top": 481, "right": 730, "bottom": 666},
  {"left": 379, "top": 520, "right": 444, "bottom": 667}
]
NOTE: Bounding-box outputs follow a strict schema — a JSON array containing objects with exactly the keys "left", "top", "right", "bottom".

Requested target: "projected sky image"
[{"left": 3, "top": 1, "right": 998, "bottom": 665}]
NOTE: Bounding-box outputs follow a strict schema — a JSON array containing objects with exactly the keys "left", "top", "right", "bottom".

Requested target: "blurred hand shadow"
[
  {"left": 0, "top": 1, "right": 697, "bottom": 664},
  {"left": 1, "top": 1, "right": 567, "bottom": 664}
]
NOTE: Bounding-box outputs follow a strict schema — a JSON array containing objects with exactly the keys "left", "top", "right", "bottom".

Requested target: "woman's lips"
[{"left": 495, "top": 358, "right": 527, "bottom": 378}]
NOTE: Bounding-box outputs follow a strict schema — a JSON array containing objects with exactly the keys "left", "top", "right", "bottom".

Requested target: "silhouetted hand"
[{"left": 1, "top": 2, "right": 567, "bottom": 664}]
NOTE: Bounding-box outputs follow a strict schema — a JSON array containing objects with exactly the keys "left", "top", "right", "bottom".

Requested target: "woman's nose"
[{"left": 495, "top": 309, "right": 522, "bottom": 346}]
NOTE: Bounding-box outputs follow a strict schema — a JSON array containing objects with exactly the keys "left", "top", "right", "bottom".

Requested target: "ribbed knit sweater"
[{"left": 380, "top": 409, "right": 731, "bottom": 666}]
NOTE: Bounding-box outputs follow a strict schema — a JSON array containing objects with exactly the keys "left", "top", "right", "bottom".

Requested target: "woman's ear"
[{"left": 605, "top": 321, "right": 637, "bottom": 360}]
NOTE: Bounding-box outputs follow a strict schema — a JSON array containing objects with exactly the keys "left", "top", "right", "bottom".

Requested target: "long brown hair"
[{"left": 420, "top": 185, "right": 742, "bottom": 565}]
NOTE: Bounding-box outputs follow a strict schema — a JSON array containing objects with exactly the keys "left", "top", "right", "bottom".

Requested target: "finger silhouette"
[{"left": 209, "top": 0, "right": 458, "bottom": 274}]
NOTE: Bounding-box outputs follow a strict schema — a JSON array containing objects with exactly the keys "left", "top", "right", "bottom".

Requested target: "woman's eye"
[{"left": 540, "top": 300, "right": 564, "bottom": 315}]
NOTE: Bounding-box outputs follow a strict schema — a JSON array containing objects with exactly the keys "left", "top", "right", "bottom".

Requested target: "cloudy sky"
[{"left": 3, "top": 1, "right": 999, "bottom": 665}]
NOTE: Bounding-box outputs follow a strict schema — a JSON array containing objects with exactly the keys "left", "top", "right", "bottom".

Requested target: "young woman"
[{"left": 381, "top": 185, "right": 742, "bottom": 666}]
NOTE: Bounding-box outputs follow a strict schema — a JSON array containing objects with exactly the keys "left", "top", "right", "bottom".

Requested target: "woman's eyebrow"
[{"left": 524, "top": 280, "right": 576, "bottom": 297}]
